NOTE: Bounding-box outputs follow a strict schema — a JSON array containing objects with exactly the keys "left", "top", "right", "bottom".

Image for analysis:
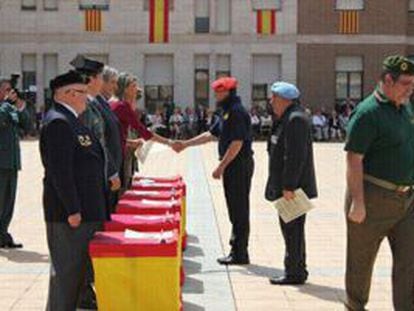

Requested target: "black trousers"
[
  {"left": 223, "top": 154, "right": 254, "bottom": 257},
  {"left": 279, "top": 214, "right": 308, "bottom": 280},
  {"left": 46, "top": 222, "right": 101, "bottom": 311},
  {"left": 0, "top": 169, "right": 18, "bottom": 244}
]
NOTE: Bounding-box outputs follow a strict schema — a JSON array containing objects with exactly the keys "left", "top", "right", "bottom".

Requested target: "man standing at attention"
[
  {"left": 345, "top": 55, "right": 414, "bottom": 310},
  {"left": 265, "top": 82, "right": 317, "bottom": 285},
  {"left": 0, "top": 77, "right": 29, "bottom": 248},
  {"left": 173, "top": 77, "right": 254, "bottom": 265},
  {"left": 40, "top": 71, "right": 107, "bottom": 310}
]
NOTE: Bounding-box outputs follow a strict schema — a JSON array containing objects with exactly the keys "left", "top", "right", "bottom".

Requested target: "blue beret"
[{"left": 270, "top": 82, "right": 300, "bottom": 100}]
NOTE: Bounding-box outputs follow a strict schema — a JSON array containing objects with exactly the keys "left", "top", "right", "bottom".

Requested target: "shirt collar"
[
  {"left": 374, "top": 85, "right": 407, "bottom": 111},
  {"left": 56, "top": 101, "right": 78, "bottom": 118}
]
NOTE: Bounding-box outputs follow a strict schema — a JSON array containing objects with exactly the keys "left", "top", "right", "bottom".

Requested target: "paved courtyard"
[{"left": 0, "top": 141, "right": 393, "bottom": 310}]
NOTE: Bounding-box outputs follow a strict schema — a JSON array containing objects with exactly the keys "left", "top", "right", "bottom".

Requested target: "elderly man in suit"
[
  {"left": 0, "top": 77, "right": 30, "bottom": 248},
  {"left": 40, "top": 71, "right": 107, "bottom": 310}
]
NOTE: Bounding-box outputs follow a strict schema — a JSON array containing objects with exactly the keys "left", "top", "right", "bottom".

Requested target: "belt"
[{"left": 364, "top": 174, "right": 414, "bottom": 193}]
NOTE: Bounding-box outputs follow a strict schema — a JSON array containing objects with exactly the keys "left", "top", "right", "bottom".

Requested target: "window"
[
  {"left": 43, "top": 54, "right": 58, "bottom": 102},
  {"left": 79, "top": 0, "right": 109, "bottom": 10},
  {"left": 216, "top": 54, "right": 231, "bottom": 78},
  {"left": 194, "top": 55, "right": 209, "bottom": 107},
  {"left": 21, "top": 0, "right": 36, "bottom": 10},
  {"left": 251, "top": 0, "right": 281, "bottom": 10},
  {"left": 335, "top": 0, "right": 364, "bottom": 10},
  {"left": 195, "top": 0, "right": 209, "bottom": 33},
  {"left": 44, "top": 0, "right": 58, "bottom": 10},
  {"left": 335, "top": 56, "right": 363, "bottom": 103},
  {"left": 22, "top": 54, "right": 37, "bottom": 91},
  {"left": 410, "top": 0, "right": 414, "bottom": 12},
  {"left": 252, "top": 55, "right": 281, "bottom": 108},
  {"left": 215, "top": 0, "right": 231, "bottom": 33},
  {"left": 144, "top": 55, "right": 174, "bottom": 112},
  {"left": 144, "top": 0, "right": 174, "bottom": 11}
]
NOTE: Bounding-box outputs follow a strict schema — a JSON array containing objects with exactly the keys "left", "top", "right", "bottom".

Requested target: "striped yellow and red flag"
[
  {"left": 339, "top": 10, "right": 360, "bottom": 34},
  {"left": 257, "top": 10, "right": 276, "bottom": 35},
  {"left": 85, "top": 9, "right": 102, "bottom": 32},
  {"left": 149, "top": 0, "right": 170, "bottom": 43}
]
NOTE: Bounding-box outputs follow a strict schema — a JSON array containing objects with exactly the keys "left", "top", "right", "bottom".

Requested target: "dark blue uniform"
[
  {"left": 40, "top": 103, "right": 107, "bottom": 310},
  {"left": 210, "top": 95, "right": 254, "bottom": 258}
]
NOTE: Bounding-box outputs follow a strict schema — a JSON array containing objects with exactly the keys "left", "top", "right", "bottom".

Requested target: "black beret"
[
  {"left": 70, "top": 55, "right": 104, "bottom": 76},
  {"left": 383, "top": 55, "right": 414, "bottom": 75},
  {"left": 49, "top": 70, "right": 89, "bottom": 92}
]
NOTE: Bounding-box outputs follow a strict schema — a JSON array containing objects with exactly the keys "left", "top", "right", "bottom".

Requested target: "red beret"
[{"left": 211, "top": 77, "right": 238, "bottom": 92}]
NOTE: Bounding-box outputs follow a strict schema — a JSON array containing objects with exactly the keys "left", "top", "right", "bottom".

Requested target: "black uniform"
[
  {"left": 265, "top": 103, "right": 317, "bottom": 281},
  {"left": 96, "top": 95, "right": 123, "bottom": 210},
  {"left": 40, "top": 103, "right": 107, "bottom": 311},
  {"left": 210, "top": 94, "right": 254, "bottom": 258}
]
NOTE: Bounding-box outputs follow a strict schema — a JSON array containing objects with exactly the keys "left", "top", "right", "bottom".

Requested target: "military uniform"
[
  {"left": 345, "top": 56, "right": 414, "bottom": 310},
  {"left": 210, "top": 91, "right": 254, "bottom": 262},
  {"left": 40, "top": 71, "right": 107, "bottom": 311},
  {"left": 0, "top": 100, "right": 29, "bottom": 247}
]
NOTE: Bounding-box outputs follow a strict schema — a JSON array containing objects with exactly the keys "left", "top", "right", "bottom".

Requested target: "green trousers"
[
  {"left": 345, "top": 182, "right": 414, "bottom": 311},
  {"left": 0, "top": 169, "right": 18, "bottom": 243}
]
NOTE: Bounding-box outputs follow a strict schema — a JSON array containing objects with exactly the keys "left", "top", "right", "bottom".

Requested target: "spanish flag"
[
  {"left": 339, "top": 10, "right": 360, "bottom": 34},
  {"left": 257, "top": 10, "right": 276, "bottom": 35},
  {"left": 85, "top": 9, "right": 102, "bottom": 32},
  {"left": 149, "top": 0, "right": 170, "bottom": 43}
]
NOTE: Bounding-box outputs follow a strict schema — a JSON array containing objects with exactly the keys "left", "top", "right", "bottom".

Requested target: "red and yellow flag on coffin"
[
  {"left": 149, "top": 0, "right": 170, "bottom": 43},
  {"left": 85, "top": 9, "right": 102, "bottom": 32},
  {"left": 339, "top": 10, "right": 360, "bottom": 34},
  {"left": 257, "top": 10, "right": 276, "bottom": 35}
]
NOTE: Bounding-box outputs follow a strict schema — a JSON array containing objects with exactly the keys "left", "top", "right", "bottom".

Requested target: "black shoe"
[
  {"left": 77, "top": 300, "right": 97, "bottom": 310},
  {"left": 217, "top": 254, "right": 250, "bottom": 265},
  {"left": 3, "top": 241, "right": 23, "bottom": 249},
  {"left": 269, "top": 276, "right": 306, "bottom": 286}
]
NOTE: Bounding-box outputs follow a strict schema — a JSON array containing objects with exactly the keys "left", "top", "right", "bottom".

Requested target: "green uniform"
[
  {"left": 344, "top": 87, "right": 414, "bottom": 311},
  {"left": 0, "top": 101, "right": 30, "bottom": 244}
]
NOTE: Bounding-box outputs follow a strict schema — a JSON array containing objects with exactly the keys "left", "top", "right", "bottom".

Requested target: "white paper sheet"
[{"left": 273, "top": 189, "right": 315, "bottom": 223}]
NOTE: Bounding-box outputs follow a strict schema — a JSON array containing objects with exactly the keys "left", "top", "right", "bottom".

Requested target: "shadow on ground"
[{"left": 0, "top": 249, "right": 49, "bottom": 263}]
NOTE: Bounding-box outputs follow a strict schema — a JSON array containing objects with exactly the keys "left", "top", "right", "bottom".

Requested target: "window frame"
[
  {"left": 144, "top": 85, "right": 174, "bottom": 113},
  {"left": 194, "top": 69, "right": 209, "bottom": 107},
  {"left": 44, "top": 0, "right": 58, "bottom": 11},
  {"left": 21, "top": 0, "right": 37, "bottom": 11},
  {"left": 252, "top": 83, "right": 268, "bottom": 109},
  {"left": 334, "top": 0, "right": 365, "bottom": 11},
  {"left": 79, "top": 0, "right": 110, "bottom": 11},
  {"left": 195, "top": 17, "right": 210, "bottom": 34},
  {"left": 335, "top": 70, "right": 364, "bottom": 103}
]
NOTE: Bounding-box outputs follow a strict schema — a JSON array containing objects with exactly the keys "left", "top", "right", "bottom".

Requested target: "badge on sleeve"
[
  {"left": 78, "top": 135, "right": 92, "bottom": 147},
  {"left": 271, "top": 135, "right": 278, "bottom": 145},
  {"left": 223, "top": 113, "right": 229, "bottom": 120}
]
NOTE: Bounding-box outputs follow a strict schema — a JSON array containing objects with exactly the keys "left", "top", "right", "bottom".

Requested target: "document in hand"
[
  {"left": 136, "top": 141, "right": 154, "bottom": 164},
  {"left": 273, "top": 189, "right": 315, "bottom": 223}
]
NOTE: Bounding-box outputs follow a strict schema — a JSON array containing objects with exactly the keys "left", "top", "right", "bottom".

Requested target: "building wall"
[
  {"left": 299, "top": 0, "right": 408, "bottom": 35},
  {"left": 297, "top": 44, "right": 407, "bottom": 109},
  {"left": 0, "top": 0, "right": 298, "bottom": 110}
]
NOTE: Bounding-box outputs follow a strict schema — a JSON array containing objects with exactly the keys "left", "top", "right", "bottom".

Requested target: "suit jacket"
[
  {"left": 265, "top": 104, "right": 318, "bottom": 201},
  {"left": 96, "top": 95, "right": 123, "bottom": 176},
  {"left": 0, "top": 101, "right": 30, "bottom": 171},
  {"left": 40, "top": 103, "right": 108, "bottom": 223}
]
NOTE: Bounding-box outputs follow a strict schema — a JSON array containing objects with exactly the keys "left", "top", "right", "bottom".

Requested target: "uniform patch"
[
  {"left": 271, "top": 135, "right": 278, "bottom": 145},
  {"left": 78, "top": 135, "right": 92, "bottom": 147},
  {"left": 223, "top": 113, "right": 229, "bottom": 120}
]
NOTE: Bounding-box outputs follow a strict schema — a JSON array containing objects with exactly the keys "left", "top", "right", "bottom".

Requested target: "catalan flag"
[
  {"left": 257, "top": 10, "right": 276, "bottom": 35},
  {"left": 85, "top": 9, "right": 102, "bottom": 32},
  {"left": 339, "top": 10, "right": 360, "bottom": 34},
  {"left": 149, "top": 0, "right": 170, "bottom": 43}
]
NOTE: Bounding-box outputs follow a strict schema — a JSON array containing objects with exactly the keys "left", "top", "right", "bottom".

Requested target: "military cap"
[
  {"left": 70, "top": 55, "right": 104, "bottom": 76},
  {"left": 211, "top": 77, "right": 238, "bottom": 92},
  {"left": 270, "top": 81, "right": 300, "bottom": 100},
  {"left": 50, "top": 70, "right": 89, "bottom": 92},
  {"left": 383, "top": 55, "right": 414, "bottom": 75}
]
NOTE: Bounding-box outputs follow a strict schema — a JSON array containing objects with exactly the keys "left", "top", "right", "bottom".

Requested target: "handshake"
[{"left": 170, "top": 140, "right": 188, "bottom": 153}]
